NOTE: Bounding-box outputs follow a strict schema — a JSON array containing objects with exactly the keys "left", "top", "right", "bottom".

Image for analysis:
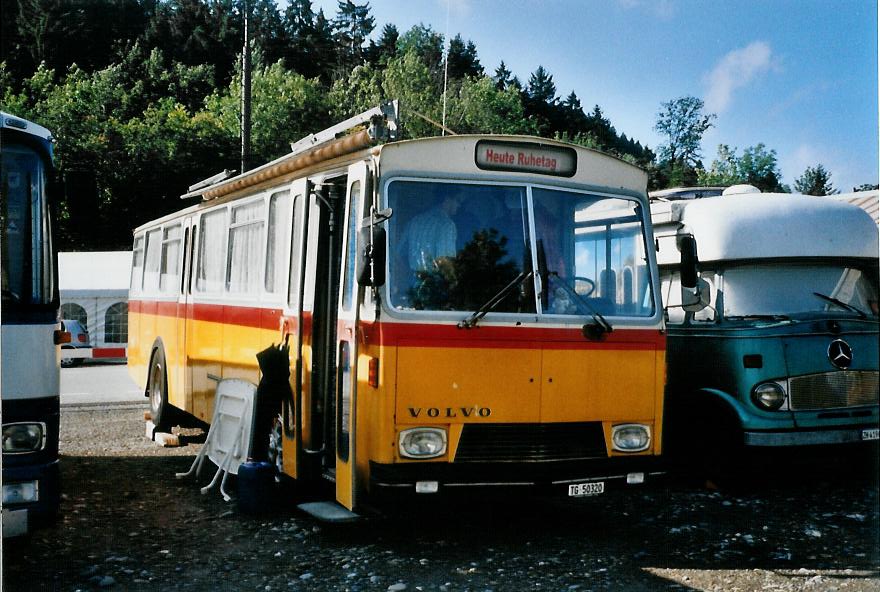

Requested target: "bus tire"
[{"left": 147, "top": 348, "right": 174, "bottom": 432}]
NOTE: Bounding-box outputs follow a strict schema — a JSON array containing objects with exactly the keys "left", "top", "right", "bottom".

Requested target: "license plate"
[
  {"left": 862, "top": 429, "right": 879, "bottom": 441},
  {"left": 568, "top": 482, "right": 604, "bottom": 497}
]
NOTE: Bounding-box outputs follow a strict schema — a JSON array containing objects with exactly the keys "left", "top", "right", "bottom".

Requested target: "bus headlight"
[
  {"left": 2, "top": 423, "right": 46, "bottom": 453},
  {"left": 612, "top": 424, "right": 651, "bottom": 452},
  {"left": 752, "top": 382, "right": 787, "bottom": 411},
  {"left": 3, "top": 481, "right": 39, "bottom": 504},
  {"left": 399, "top": 428, "right": 447, "bottom": 459}
]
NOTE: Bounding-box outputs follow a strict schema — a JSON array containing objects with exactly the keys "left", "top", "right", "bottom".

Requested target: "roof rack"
[{"left": 181, "top": 100, "right": 399, "bottom": 201}]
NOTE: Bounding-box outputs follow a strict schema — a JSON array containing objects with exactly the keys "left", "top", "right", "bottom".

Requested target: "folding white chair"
[{"left": 176, "top": 379, "right": 257, "bottom": 501}]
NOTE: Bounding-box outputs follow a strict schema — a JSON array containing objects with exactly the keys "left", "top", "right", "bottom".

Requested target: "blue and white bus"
[{"left": 1, "top": 112, "right": 64, "bottom": 537}]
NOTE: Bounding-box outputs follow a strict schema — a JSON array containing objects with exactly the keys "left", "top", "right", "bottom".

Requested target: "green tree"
[
  {"left": 332, "top": 0, "right": 374, "bottom": 77},
  {"left": 382, "top": 49, "right": 441, "bottom": 138},
  {"left": 655, "top": 96, "right": 715, "bottom": 186},
  {"left": 794, "top": 164, "right": 837, "bottom": 196},
  {"left": 446, "top": 34, "right": 482, "bottom": 80},
  {"left": 699, "top": 143, "right": 788, "bottom": 192},
  {"left": 366, "top": 23, "right": 399, "bottom": 67},
  {"left": 853, "top": 183, "right": 878, "bottom": 192},
  {"left": 205, "top": 58, "right": 331, "bottom": 165}
]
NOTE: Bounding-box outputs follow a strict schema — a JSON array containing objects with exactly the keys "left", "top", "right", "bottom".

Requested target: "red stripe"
[
  {"left": 130, "top": 299, "right": 665, "bottom": 351},
  {"left": 93, "top": 347, "right": 126, "bottom": 358},
  {"left": 130, "top": 299, "right": 282, "bottom": 331},
  {"left": 366, "top": 322, "right": 665, "bottom": 351}
]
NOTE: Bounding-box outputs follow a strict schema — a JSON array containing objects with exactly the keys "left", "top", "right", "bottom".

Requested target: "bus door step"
[{"left": 297, "top": 501, "right": 360, "bottom": 523}]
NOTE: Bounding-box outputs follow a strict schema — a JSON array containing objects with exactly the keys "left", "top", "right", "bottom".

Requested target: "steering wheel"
[{"left": 572, "top": 276, "right": 596, "bottom": 297}]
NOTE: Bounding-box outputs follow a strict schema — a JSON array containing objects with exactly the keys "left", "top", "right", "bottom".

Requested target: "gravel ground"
[{"left": 3, "top": 405, "right": 879, "bottom": 592}]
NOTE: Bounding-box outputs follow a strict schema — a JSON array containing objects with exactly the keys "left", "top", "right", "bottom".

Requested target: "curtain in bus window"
[
  {"left": 265, "top": 191, "right": 291, "bottom": 294},
  {"left": 227, "top": 201, "right": 265, "bottom": 294},
  {"left": 532, "top": 188, "right": 654, "bottom": 317},
  {"left": 142, "top": 228, "right": 162, "bottom": 293},
  {"left": 159, "top": 225, "right": 182, "bottom": 293},
  {"left": 388, "top": 181, "right": 534, "bottom": 313},
  {"left": 197, "top": 209, "right": 227, "bottom": 293}
]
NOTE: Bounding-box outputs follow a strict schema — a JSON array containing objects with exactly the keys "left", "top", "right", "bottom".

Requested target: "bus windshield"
[
  {"left": 722, "top": 263, "right": 880, "bottom": 319},
  {"left": 1, "top": 144, "right": 53, "bottom": 306},
  {"left": 387, "top": 180, "right": 655, "bottom": 317}
]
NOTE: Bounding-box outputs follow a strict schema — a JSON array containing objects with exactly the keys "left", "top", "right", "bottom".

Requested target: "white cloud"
[{"left": 704, "top": 41, "right": 775, "bottom": 113}]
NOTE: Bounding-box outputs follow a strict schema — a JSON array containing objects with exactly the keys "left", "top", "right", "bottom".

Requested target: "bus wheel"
[
  {"left": 148, "top": 349, "right": 173, "bottom": 432},
  {"left": 267, "top": 413, "right": 284, "bottom": 481}
]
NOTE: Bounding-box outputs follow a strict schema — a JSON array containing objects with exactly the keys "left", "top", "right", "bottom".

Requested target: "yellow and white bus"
[{"left": 128, "top": 103, "right": 666, "bottom": 516}]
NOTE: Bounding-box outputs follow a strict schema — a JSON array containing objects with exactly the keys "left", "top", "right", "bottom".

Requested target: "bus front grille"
[
  {"left": 789, "top": 371, "right": 879, "bottom": 410},
  {"left": 454, "top": 422, "right": 607, "bottom": 463}
]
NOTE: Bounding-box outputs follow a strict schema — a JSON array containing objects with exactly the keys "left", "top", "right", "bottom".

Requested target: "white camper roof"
[
  {"left": 59, "top": 251, "right": 132, "bottom": 298},
  {"left": 651, "top": 193, "right": 879, "bottom": 265},
  {"left": 832, "top": 190, "right": 879, "bottom": 225}
]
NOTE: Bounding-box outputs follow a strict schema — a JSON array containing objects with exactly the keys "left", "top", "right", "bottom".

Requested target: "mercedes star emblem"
[{"left": 828, "top": 339, "right": 853, "bottom": 370}]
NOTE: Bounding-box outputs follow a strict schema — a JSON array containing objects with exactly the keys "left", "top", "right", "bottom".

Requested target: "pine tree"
[{"left": 794, "top": 164, "right": 837, "bottom": 196}]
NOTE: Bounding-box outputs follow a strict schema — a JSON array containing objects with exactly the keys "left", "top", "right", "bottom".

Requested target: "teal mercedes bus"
[{"left": 652, "top": 185, "right": 878, "bottom": 466}]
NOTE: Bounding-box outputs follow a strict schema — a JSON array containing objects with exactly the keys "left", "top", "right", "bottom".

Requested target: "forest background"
[{"left": 1, "top": 0, "right": 872, "bottom": 250}]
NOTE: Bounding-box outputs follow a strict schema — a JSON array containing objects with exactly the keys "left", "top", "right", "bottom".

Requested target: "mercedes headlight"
[{"left": 752, "top": 382, "right": 787, "bottom": 411}]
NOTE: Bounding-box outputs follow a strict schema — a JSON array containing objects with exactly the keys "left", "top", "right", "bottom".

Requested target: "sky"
[{"left": 311, "top": 0, "right": 878, "bottom": 192}]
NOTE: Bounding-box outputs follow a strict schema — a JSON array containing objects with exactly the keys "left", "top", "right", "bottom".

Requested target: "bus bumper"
[
  {"left": 2, "top": 459, "right": 61, "bottom": 537},
  {"left": 368, "top": 457, "right": 665, "bottom": 502},
  {"left": 744, "top": 425, "right": 880, "bottom": 447}
]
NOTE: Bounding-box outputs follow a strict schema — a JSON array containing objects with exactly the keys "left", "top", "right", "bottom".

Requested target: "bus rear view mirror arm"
[
  {"left": 357, "top": 207, "right": 392, "bottom": 287},
  {"left": 681, "top": 277, "right": 711, "bottom": 312}
]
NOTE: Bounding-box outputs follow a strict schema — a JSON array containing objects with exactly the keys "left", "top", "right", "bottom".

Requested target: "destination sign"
[{"left": 475, "top": 140, "right": 576, "bottom": 177}]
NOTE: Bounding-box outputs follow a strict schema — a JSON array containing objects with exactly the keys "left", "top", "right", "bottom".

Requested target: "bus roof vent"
[{"left": 722, "top": 184, "right": 761, "bottom": 196}]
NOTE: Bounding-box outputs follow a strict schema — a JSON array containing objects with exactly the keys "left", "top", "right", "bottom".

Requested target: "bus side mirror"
[
  {"left": 357, "top": 226, "right": 386, "bottom": 287},
  {"left": 677, "top": 234, "right": 709, "bottom": 312},
  {"left": 678, "top": 235, "right": 699, "bottom": 289}
]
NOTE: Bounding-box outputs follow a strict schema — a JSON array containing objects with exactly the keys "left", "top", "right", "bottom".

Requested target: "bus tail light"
[
  {"left": 611, "top": 424, "right": 651, "bottom": 452},
  {"left": 368, "top": 357, "right": 379, "bottom": 388}
]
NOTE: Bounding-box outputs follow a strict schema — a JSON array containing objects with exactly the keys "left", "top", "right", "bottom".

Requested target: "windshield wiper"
[
  {"left": 726, "top": 314, "right": 792, "bottom": 322},
  {"left": 813, "top": 292, "right": 867, "bottom": 319},
  {"left": 458, "top": 270, "right": 533, "bottom": 329},
  {"left": 536, "top": 239, "right": 612, "bottom": 339}
]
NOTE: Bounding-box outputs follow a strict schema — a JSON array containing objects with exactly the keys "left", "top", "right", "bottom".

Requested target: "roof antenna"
[{"left": 441, "top": 0, "right": 450, "bottom": 136}]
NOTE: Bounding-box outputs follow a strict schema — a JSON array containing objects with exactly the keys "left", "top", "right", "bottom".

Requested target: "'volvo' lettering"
[{"left": 407, "top": 406, "right": 492, "bottom": 419}]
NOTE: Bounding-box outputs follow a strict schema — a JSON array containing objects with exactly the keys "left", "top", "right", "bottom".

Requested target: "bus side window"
[
  {"left": 196, "top": 208, "right": 228, "bottom": 293},
  {"left": 142, "top": 228, "right": 162, "bottom": 294},
  {"left": 341, "top": 181, "right": 361, "bottom": 312},
  {"left": 227, "top": 200, "right": 266, "bottom": 295},
  {"left": 159, "top": 225, "right": 182, "bottom": 294},
  {"left": 131, "top": 235, "right": 145, "bottom": 293},
  {"left": 265, "top": 190, "right": 292, "bottom": 295},
  {"left": 287, "top": 195, "right": 303, "bottom": 308}
]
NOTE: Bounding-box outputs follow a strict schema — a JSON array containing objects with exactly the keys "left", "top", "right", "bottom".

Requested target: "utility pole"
[{"left": 241, "top": 0, "right": 252, "bottom": 173}]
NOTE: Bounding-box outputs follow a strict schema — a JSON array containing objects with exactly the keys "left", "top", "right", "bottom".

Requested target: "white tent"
[{"left": 58, "top": 251, "right": 131, "bottom": 360}]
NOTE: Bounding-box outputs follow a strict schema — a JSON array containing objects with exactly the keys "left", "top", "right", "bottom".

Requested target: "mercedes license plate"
[
  {"left": 862, "top": 429, "right": 879, "bottom": 441},
  {"left": 568, "top": 482, "right": 604, "bottom": 497}
]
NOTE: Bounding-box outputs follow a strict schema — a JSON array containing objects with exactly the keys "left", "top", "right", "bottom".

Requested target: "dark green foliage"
[
  {"left": 794, "top": 164, "right": 837, "bottom": 196},
  {"left": 0, "top": 0, "right": 725, "bottom": 249}
]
